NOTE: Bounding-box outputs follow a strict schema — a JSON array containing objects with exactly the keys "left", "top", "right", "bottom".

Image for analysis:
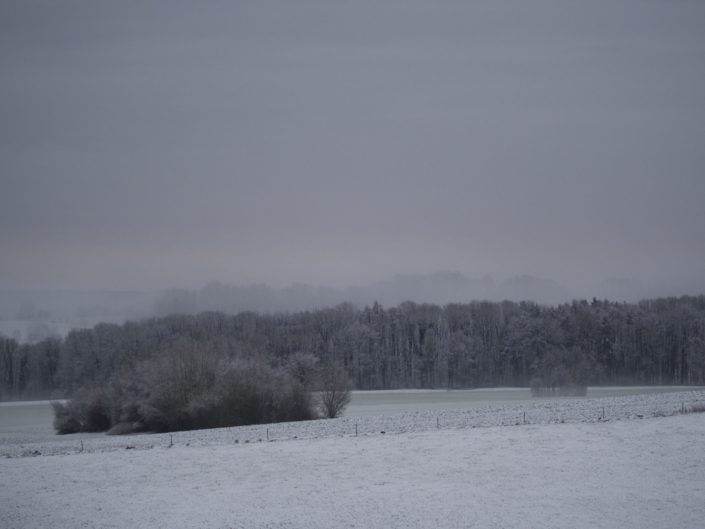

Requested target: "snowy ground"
[
  {"left": 344, "top": 385, "right": 704, "bottom": 416},
  {"left": 1, "top": 389, "right": 704, "bottom": 457},
  {"left": 1, "top": 392, "right": 705, "bottom": 528},
  {"left": 2, "top": 411, "right": 704, "bottom": 529}
]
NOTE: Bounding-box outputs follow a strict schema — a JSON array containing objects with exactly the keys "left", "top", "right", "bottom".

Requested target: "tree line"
[{"left": 2, "top": 295, "right": 705, "bottom": 403}]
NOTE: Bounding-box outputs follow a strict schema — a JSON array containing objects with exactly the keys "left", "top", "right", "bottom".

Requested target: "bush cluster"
[
  {"left": 52, "top": 342, "right": 329, "bottom": 434},
  {"left": 52, "top": 387, "right": 110, "bottom": 434}
]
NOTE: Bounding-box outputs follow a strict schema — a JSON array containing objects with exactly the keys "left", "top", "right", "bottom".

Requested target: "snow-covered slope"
[
  {"left": 2, "top": 391, "right": 705, "bottom": 528},
  {"left": 2, "top": 412, "right": 704, "bottom": 529},
  {"left": 2, "top": 390, "right": 703, "bottom": 457}
]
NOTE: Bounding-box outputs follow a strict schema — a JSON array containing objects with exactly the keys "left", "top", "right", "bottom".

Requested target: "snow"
[
  {"left": 2, "top": 410, "right": 705, "bottom": 528},
  {"left": 344, "top": 386, "right": 705, "bottom": 416},
  {"left": 1, "top": 393, "right": 705, "bottom": 528},
  {"left": 2, "top": 389, "right": 704, "bottom": 457}
]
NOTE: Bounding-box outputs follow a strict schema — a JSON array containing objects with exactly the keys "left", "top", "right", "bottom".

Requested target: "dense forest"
[{"left": 2, "top": 295, "right": 705, "bottom": 403}]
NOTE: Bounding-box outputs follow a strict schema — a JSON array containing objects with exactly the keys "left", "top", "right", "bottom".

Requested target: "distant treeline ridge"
[{"left": 1, "top": 295, "right": 705, "bottom": 401}]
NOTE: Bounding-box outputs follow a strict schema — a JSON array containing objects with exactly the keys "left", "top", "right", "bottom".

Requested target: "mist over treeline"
[
  {"left": 154, "top": 273, "right": 573, "bottom": 315},
  {"left": 156, "top": 274, "right": 703, "bottom": 315},
  {"left": 2, "top": 295, "right": 705, "bottom": 404},
  {"left": 3, "top": 272, "right": 700, "bottom": 345}
]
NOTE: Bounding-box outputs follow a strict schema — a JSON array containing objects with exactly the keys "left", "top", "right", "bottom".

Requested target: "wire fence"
[{"left": 4, "top": 390, "right": 705, "bottom": 459}]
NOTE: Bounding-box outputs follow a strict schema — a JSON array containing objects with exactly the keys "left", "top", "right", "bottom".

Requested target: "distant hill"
[
  {"left": 0, "top": 290, "right": 153, "bottom": 342},
  {"left": 3, "top": 273, "right": 702, "bottom": 342},
  {"left": 153, "top": 272, "right": 575, "bottom": 316}
]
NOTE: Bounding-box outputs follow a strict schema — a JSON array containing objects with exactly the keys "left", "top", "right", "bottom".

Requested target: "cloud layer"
[{"left": 2, "top": 0, "right": 704, "bottom": 292}]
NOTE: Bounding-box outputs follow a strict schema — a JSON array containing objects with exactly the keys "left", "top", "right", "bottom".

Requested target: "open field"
[
  {"left": 2, "top": 390, "right": 705, "bottom": 528},
  {"left": 2, "top": 410, "right": 705, "bottom": 528},
  {"left": 344, "top": 385, "right": 705, "bottom": 416},
  {"left": 1, "top": 388, "right": 704, "bottom": 457}
]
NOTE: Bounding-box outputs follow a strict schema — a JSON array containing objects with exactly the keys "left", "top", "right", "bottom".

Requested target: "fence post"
[
  {"left": 355, "top": 423, "right": 358, "bottom": 436},
  {"left": 437, "top": 416, "right": 440, "bottom": 429},
  {"left": 80, "top": 440, "right": 84, "bottom": 453},
  {"left": 523, "top": 411, "right": 526, "bottom": 424},
  {"left": 602, "top": 407, "right": 605, "bottom": 420}
]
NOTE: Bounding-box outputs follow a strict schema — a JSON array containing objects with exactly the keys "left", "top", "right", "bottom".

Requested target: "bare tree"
[{"left": 319, "top": 363, "right": 351, "bottom": 418}]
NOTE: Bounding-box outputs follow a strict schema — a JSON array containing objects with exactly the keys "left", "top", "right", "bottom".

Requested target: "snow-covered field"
[
  {"left": 2, "top": 391, "right": 705, "bottom": 528},
  {"left": 1, "top": 389, "right": 704, "bottom": 457},
  {"left": 344, "top": 385, "right": 704, "bottom": 416}
]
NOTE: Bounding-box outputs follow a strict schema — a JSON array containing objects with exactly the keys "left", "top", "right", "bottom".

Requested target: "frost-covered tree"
[{"left": 319, "top": 363, "right": 351, "bottom": 419}]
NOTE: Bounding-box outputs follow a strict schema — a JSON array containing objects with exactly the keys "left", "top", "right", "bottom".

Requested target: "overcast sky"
[{"left": 1, "top": 0, "right": 704, "bottom": 293}]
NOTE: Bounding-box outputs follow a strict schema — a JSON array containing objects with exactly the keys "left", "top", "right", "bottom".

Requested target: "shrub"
[
  {"left": 54, "top": 343, "right": 318, "bottom": 434},
  {"left": 319, "top": 363, "right": 351, "bottom": 419},
  {"left": 52, "top": 401, "right": 80, "bottom": 434},
  {"left": 210, "top": 360, "right": 315, "bottom": 428},
  {"left": 52, "top": 387, "right": 110, "bottom": 434}
]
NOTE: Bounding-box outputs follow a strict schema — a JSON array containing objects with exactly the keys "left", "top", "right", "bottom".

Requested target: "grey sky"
[{"left": 1, "top": 0, "right": 704, "bottom": 293}]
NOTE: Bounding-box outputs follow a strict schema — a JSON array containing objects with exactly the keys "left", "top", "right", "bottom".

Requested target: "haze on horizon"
[{"left": 2, "top": 1, "right": 704, "bottom": 298}]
